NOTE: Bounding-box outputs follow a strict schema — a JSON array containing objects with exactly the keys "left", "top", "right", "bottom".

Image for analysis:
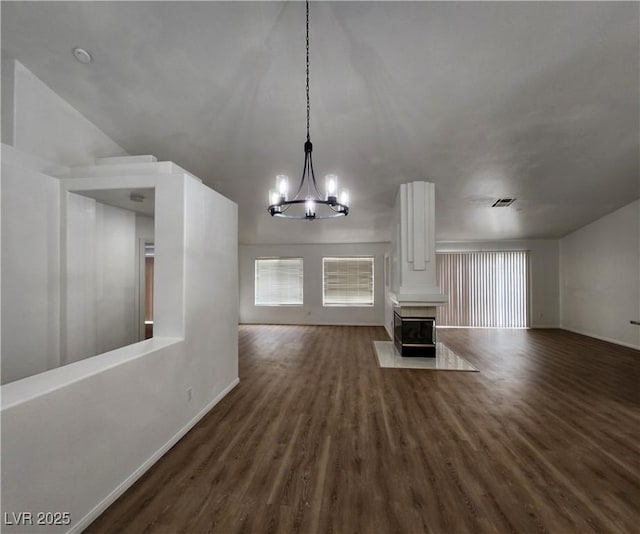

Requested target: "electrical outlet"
[{"left": 186, "top": 387, "right": 192, "bottom": 402}]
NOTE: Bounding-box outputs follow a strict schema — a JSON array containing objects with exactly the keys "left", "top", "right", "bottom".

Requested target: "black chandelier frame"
[
  {"left": 267, "top": 0, "right": 349, "bottom": 220},
  {"left": 268, "top": 140, "right": 349, "bottom": 220}
]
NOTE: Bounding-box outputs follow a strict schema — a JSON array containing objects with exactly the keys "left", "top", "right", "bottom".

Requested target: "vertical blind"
[
  {"left": 255, "top": 258, "right": 304, "bottom": 306},
  {"left": 323, "top": 257, "right": 374, "bottom": 306},
  {"left": 436, "top": 251, "right": 529, "bottom": 327}
]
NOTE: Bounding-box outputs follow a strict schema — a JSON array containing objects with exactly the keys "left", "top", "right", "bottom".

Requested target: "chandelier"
[{"left": 267, "top": 0, "right": 349, "bottom": 220}]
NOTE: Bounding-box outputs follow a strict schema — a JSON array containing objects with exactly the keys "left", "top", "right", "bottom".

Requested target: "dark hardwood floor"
[{"left": 87, "top": 326, "right": 640, "bottom": 533}]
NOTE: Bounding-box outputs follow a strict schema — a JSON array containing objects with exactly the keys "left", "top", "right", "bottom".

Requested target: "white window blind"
[
  {"left": 323, "top": 257, "right": 374, "bottom": 307},
  {"left": 436, "top": 251, "right": 529, "bottom": 327},
  {"left": 255, "top": 258, "right": 303, "bottom": 306}
]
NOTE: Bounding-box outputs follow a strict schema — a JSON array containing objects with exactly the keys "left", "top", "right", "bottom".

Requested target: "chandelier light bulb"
[
  {"left": 276, "top": 175, "right": 289, "bottom": 200},
  {"left": 305, "top": 197, "right": 316, "bottom": 218},
  {"left": 325, "top": 174, "right": 338, "bottom": 201},
  {"left": 340, "top": 189, "right": 350, "bottom": 207},
  {"left": 269, "top": 190, "right": 281, "bottom": 207}
]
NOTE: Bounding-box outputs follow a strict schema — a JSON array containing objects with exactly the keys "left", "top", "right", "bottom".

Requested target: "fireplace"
[{"left": 394, "top": 310, "right": 436, "bottom": 357}]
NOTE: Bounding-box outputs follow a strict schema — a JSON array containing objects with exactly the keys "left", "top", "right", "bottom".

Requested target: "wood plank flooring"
[{"left": 86, "top": 326, "right": 640, "bottom": 533}]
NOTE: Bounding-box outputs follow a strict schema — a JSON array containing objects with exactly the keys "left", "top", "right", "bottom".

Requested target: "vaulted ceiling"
[{"left": 2, "top": 1, "right": 638, "bottom": 244}]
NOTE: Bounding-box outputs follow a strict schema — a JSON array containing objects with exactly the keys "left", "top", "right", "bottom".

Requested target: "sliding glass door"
[{"left": 436, "top": 251, "right": 529, "bottom": 327}]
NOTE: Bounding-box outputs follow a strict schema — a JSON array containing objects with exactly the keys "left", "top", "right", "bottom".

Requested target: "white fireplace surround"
[{"left": 390, "top": 181, "right": 448, "bottom": 309}]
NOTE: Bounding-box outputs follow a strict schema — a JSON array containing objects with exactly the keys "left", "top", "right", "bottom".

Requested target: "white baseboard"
[
  {"left": 70, "top": 377, "right": 240, "bottom": 533},
  {"left": 561, "top": 327, "right": 640, "bottom": 351},
  {"left": 530, "top": 325, "right": 561, "bottom": 329}
]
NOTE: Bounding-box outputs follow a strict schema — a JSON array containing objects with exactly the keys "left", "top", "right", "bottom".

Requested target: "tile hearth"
[{"left": 373, "top": 341, "right": 478, "bottom": 371}]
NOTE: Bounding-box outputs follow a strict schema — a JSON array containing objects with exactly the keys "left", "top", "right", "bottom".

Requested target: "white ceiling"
[
  {"left": 2, "top": 1, "right": 638, "bottom": 245},
  {"left": 74, "top": 188, "right": 155, "bottom": 217}
]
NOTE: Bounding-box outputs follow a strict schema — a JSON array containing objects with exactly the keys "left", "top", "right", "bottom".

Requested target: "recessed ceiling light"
[{"left": 72, "top": 47, "right": 92, "bottom": 64}]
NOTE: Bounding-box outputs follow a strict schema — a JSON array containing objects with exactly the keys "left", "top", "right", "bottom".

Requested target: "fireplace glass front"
[{"left": 394, "top": 311, "right": 436, "bottom": 357}]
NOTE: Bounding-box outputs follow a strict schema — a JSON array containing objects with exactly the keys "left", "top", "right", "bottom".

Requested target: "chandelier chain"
[{"left": 306, "top": 0, "right": 310, "bottom": 141}]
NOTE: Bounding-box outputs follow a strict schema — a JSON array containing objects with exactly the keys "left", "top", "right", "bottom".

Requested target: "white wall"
[
  {"left": 135, "top": 213, "right": 154, "bottom": 241},
  {"left": 1, "top": 59, "right": 134, "bottom": 384},
  {"left": 4, "top": 59, "right": 127, "bottom": 166},
  {"left": 64, "top": 195, "right": 138, "bottom": 364},
  {"left": 560, "top": 200, "right": 640, "bottom": 349},
  {"left": 64, "top": 193, "right": 98, "bottom": 364},
  {"left": 1, "top": 160, "right": 61, "bottom": 383},
  {"left": 239, "top": 243, "right": 388, "bottom": 326},
  {"left": 183, "top": 179, "right": 238, "bottom": 403},
  {"left": 1, "top": 58, "right": 239, "bottom": 530},
  {"left": 1, "top": 166, "right": 141, "bottom": 384},
  {"left": 1, "top": 173, "right": 238, "bottom": 534},
  {"left": 242, "top": 239, "right": 560, "bottom": 331}
]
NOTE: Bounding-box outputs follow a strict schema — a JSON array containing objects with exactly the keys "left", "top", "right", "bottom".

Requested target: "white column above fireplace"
[{"left": 390, "top": 181, "right": 448, "bottom": 307}]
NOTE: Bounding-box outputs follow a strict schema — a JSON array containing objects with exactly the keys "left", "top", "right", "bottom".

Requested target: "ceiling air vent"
[{"left": 491, "top": 198, "right": 516, "bottom": 207}]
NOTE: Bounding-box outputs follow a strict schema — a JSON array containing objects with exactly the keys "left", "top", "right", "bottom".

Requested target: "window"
[
  {"left": 255, "top": 258, "right": 303, "bottom": 306},
  {"left": 436, "top": 251, "right": 529, "bottom": 327},
  {"left": 323, "top": 257, "right": 374, "bottom": 306}
]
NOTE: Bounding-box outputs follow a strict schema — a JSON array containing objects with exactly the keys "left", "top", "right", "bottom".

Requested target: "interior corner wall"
[
  {"left": 10, "top": 60, "right": 127, "bottom": 166},
  {"left": 239, "top": 243, "right": 389, "bottom": 326},
  {"left": 1, "top": 161, "right": 61, "bottom": 383},
  {"left": 560, "top": 199, "right": 640, "bottom": 349},
  {"left": 434, "top": 240, "right": 561, "bottom": 328}
]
